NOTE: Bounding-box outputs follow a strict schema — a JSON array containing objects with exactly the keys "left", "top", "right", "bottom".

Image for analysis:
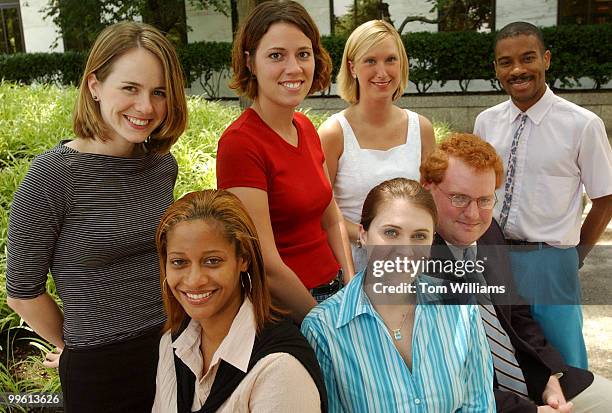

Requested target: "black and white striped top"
[{"left": 7, "top": 141, "right": 177, "bottom": 348}]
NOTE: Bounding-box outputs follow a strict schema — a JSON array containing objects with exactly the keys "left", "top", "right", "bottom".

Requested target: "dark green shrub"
[
  {"left": 0, "top": 51, "right": 86, "bottom": 85},
  {"left": 403, "top": 31, "right": 441, "bottom": 93},
  {"left": 544, "top": 24, "right": 612, "bottom": 88},
  {"left": 420, "top": 31, "right": 494, "bottom": 91},
  {"left": 181, "top": 41, "right": 232, "bottom": 98},
  {"left": 0, "top": 24, "right": 609, "bottom": 93},
  {"left": 322, "top": 35, "right": 348, "bottom": 83}
]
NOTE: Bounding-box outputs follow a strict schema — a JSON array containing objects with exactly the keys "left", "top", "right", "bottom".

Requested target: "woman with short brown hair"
[
  {"left": 217, "top": 1, "right": 354, "bottom": 320},
  {"left": 6, "top": 21, "right": 187, "bottom": 411}
]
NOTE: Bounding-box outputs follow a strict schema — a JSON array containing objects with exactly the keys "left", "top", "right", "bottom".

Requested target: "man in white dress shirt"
[{"left": 474, "top": 21, "right": 612, "bottom": 369}]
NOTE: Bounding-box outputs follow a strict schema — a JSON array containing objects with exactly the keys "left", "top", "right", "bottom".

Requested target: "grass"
[{"left": 0, "top": 81, "right": 452, "bottom": 396}]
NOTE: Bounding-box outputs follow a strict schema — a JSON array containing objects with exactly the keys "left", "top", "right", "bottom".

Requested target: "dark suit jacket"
[{"left": 431, "top": 220, "right": 593, "bottom": 413}]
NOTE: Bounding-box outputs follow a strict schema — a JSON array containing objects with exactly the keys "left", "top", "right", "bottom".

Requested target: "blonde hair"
[
  {"left": 337, "top": 20, "right": 409, "bottom": 104},
  {"left": 73, "top": 21, "right": 187, "bottom": 153},
  {"left": 156, "top": 190, "right": 280, "bottom": 335}
]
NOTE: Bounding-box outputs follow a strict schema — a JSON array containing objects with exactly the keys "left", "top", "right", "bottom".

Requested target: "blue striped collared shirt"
[{"left": 301, "top": 270, "right": 495, "bottom": 413}]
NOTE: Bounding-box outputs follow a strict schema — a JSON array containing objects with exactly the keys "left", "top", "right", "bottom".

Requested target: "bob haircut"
[
  {"left": 73, "top": 21, "right": 187, "bottom": 154},
  {"left": 229, "top": 0, "right": 332, "bottom": 100},
  {"left": 361, "top": 178, "right": 437, "bottom": 231},
  {"left": 420, "top": 133, "right": 504, "bottom": 189},
  {"left": 337, "top": 19, "right": 409, "bottom": 104},
  {"left": 156, "top": 190, "right": 279, "bottom": 335}
]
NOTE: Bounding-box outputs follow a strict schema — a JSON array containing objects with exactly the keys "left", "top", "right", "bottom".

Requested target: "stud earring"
[{"left": 93, "top": 95, "right": 99, "bottom": 101}]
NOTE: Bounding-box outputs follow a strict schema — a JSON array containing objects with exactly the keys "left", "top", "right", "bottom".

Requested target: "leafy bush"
[
  {"left": 0, "top": 82, "right": 451, "bottom": 394},
  {"left": 322, "top": 35, "right": 348, "bottom": 84},
  {"left": 1, "top": 25, "right": 609, "bottom": 94},
  {"left": 0, "top": 51, "right": 86, "bottom": 86},
  {"left": 180, "top": 41, "right": 232, "bottom": 98},
  {"left": 544, "top": 24, "right": 612, "bottom": 88},
  {"left": 0, "top": 83, "right": 239, "bottom": 394},
  {"left": 416, "top": 31, "right": 495, "bottom": 92}
]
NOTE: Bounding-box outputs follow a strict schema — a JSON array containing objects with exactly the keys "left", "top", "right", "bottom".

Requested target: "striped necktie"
[
  {"left": 499, "top": 114, "right": 528, "bottom": 230},
  {"left": 463, "top": 247, "right": 529, "bottom": 399}
]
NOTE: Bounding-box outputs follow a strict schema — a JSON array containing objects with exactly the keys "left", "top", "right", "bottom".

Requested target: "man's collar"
[
  {"left": 444, "top": 240, "right": 477, "bottom": 261},
  {"left": 508, "top": 85, "right": 555, "bottom": 125}
]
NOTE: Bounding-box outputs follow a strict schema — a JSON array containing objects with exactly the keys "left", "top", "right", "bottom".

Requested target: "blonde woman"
[{"left": 318, "top": 20, "right": 436, "bottom": 271}]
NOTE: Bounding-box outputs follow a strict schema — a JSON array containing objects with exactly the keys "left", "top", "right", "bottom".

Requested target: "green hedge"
[
  {"left": 0, "top": 51, "right": 86, "bottom": 85},
  {"left": 0, "top": 82, "right": 454, "bottom": 394},
  {"left": 1, "top": 24, "right": 610, "bottom": 95}
]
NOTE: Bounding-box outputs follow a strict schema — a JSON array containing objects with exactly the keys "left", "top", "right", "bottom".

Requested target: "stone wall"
[{"left": 299, "top": 91, "right": 612, "bottom": 137}]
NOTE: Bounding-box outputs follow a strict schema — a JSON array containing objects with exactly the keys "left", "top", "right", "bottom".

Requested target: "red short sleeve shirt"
[{"left": 217, "top": 109, "right": 340, "bottom": 288}]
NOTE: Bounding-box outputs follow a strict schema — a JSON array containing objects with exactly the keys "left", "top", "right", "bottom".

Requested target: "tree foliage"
[
  {"left": 333, "top": 0, "right": 493, "bottom": 35},
  {"left": 436, "top": 0, "right": 493, "bottom": 31},
  {"left": 334, "top": 0, "right": 392, "bottom": 37},
  {"left": 396, "top": 0, "right": 493, "bottom": 33},
  {"left": 43, "top": 0, "right": 230, "bottom": 51}
]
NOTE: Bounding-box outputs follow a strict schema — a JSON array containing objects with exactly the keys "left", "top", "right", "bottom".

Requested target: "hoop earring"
[
  {"left": 241, "top": 271, "right": 252, "bottom": 294},
  {"left": 161, "top": 277, "right": 169, "bottom": 296}
]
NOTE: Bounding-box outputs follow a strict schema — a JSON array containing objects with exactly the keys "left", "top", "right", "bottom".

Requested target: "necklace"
[{"left": 390, "top": 312, "right": 409, "bottom": 341}]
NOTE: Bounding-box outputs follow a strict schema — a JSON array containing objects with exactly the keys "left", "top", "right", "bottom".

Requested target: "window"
[
  {"left": 559, "top": 0, "right": 611, "bottom": 25},
  {"left": 438, "top": 0, "right": 495, "bottom": 32},
  {"left": 0, "top": 1, "right": 24, "bottom": 54}
]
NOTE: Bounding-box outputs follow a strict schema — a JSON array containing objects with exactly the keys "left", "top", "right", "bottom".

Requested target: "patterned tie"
[
  {"left": 499, "top": 114, "right": 528, "bottom": 230},
  {"left": 463, "top": 248, "right": 529, "bottom": 399}
]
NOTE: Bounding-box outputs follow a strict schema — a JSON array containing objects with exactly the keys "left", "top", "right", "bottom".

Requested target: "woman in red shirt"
[{"left": 216, "top": 1, "right": 353, "bottom": 321}]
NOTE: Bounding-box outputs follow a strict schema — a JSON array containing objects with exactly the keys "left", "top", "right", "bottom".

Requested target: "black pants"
[{"left": 59, "top": 328, "right": 161, "bottom": 413}]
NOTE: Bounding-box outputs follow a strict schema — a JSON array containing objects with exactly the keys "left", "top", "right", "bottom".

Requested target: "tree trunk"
[{"left": 142, "top": 0, "right": 188, "bottom": 47}]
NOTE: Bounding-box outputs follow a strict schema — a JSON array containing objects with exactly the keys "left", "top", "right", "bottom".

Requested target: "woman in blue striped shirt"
[{"left": 301, "top": 178, "right": 495, "bottom": 412}]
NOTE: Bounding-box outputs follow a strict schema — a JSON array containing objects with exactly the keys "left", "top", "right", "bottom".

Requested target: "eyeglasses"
[{"left": 437, "top": 186, "right": 497, "bottom": 210}]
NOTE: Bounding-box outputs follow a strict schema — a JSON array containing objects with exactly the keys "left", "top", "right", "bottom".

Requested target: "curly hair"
[{"left": 420, "top": 133, "right": 504, "bottom": 188}]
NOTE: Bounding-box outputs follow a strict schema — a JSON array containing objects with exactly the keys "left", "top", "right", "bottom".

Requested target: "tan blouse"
[{"left": 152, "top": 299, "right": 321, "bottom": 412}]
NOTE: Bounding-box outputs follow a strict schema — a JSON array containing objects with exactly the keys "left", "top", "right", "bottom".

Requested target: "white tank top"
[{"left": 331, "top": 109, "right": 422, "bottom": 271}]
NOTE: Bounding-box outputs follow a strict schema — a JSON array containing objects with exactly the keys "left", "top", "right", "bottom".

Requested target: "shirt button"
[{"left": 414, "top": 398, "right": 421, "bottom": 404}]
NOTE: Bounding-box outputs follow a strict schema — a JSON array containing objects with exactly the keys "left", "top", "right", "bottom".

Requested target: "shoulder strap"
[
  {"left": 332, "top": 112, "right": 360, "bottom": 152},
  {"left": 404, "top": 109, "right": 422, "bottom": 158}
]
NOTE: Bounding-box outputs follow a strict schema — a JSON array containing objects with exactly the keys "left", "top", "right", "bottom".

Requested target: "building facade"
[{"left": 6, "top": 0, "right": 611, "bottom": 53}]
